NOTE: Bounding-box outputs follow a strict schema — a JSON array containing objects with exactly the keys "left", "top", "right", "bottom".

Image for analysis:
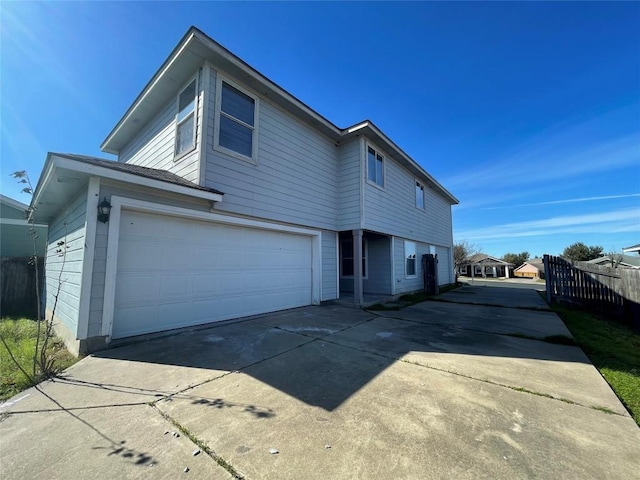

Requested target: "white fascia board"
[
  {"left": 102, "top": 29, "right": 342, "bottom": 154},
  {"left": 101, "top": 32, "right": 198, "bottom": 153},
  {"left": 30, "top": 154, "right": 56, "bottom": 218},
  {"left": 52, "top": 156, "right": 223, "bottom": 203},
  {"left": 344, "top": 122, "right": 459, "bottom": 205},
  {"left": 0, "top": 218, "right": 47, "bottom": 227},
  {"left": 192, "top": 30, "right": 342, "bottom": 139},
  {"left": 0, "top": 194, "right": 29, "bottom": 211}
]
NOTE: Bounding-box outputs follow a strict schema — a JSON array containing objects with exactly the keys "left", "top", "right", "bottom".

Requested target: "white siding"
[
  {"left": 393, "top": 238, "right": 432, "bottom": 294},
  {"left": 204, "top": 67, "right": 339, "bottom": 231},
  {"left": 337, "top": 139, "right": 361, "bottom": 231},
  {"left": 436, "top": 245, "right": 452, "bottom": 285},
  {"left": 321, "top": 230, "right": 338, "bottom": 301},
  {"left": 363, "top": 142, "right": 453, "bottom": 248},
  {"left": 118, "top": 72, "right": 204, "bottom": 185},
  {"left": 45, "top": 191, "right": 87, "bottom": 334},
  {"left": 392, "top": 239, "right": 452, "bottom": 293}
]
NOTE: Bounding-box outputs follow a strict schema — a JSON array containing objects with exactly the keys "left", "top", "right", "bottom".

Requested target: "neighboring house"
[
  {"left": 29, "top": 27, "right": 458, "bottom": 355},
  {"left": 586, "top": 255, "right": 640, "bottom": 269},
  {"left": 459, "top": 253, "right": 513, "bottom": 278},
  {"left": 0, "top": 194, "right": 47, "bottom": 258},
  {"left": 514, "top": 258, "right": 545, "bottom": 279},
  {"left": 622, "top": 244, "right": 640, "bottom": 256}
]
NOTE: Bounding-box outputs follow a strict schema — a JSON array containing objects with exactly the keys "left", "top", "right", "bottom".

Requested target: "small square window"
[
  {"left": 367, "top": 146, "right": 384, "bottom": 187},
  {"left": 415, "top": 181, "right": 425, "bottom": 209}
]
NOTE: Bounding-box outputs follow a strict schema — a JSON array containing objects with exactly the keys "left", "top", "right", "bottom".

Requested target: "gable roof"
[
  {"left": 53, "top": 154, "right": 223, "bottom": 195},
  {"left": 100, "top": 26, "right": 458, "bottom": 205},
  {"left": 622, "top": 244, "right": 640, "bottom": 254},
  {"left": 587, "top": 254, "right": 640, "bottom": 268},
  {"left": 0, "top": 194, "right": 28, "bottom": 212},
  {"left": 514, "top": 259, "right": 545, "bottom": 273},
  {"left": 30, "top": 153, "right": 224, "bottom": 223},
  {"left": 466, "top": 253, "right": 514, "bottom": 266}
]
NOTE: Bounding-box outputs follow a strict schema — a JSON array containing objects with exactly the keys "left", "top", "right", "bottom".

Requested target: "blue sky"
[{"left": 1, "top": 1, "right": 638, "bottom": 257}]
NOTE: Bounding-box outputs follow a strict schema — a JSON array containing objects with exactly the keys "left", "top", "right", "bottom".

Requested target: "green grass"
[
  {"left": 550, "top": 304, "right": 640, "bottom": 425},
  {"left": 0, "top": 318, "right": 78, "bottom": 401}
]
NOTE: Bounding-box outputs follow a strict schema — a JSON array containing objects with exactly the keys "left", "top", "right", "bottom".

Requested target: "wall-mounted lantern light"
[{"left": 97, "top": 197, "right": 112, "bottom": 223}]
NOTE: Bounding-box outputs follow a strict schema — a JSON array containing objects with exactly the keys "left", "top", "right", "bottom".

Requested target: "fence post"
[{"left": 543, "top": 254, "right": 552, "bottom": 304}]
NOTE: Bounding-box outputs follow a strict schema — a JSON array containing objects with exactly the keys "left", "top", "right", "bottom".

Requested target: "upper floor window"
[
  {"left": 415, "top": 181, "right": 425, "bottom": 209},
  {"left": 215, "top": 78, "right": 257, "bottom": 161},
  {"left": 405, "top": 240, "right": 417, "bottom": 277},
  {"left": 175, "top": 78, "right": 197, "bottom": 158},
  {"left": 367, "top": 146, "right": 384, "bottom": 188}
]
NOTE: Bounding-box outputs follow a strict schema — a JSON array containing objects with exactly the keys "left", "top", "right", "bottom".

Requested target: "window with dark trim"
[
  {"left": 340, "top": 237, "right": 367, "bottom": 277},
  {"left": 216, "top": 80, "right": 256, "bottom": 159}
]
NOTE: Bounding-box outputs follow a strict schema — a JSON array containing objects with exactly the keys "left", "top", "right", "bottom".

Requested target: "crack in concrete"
[
  {"left": 367, "top": 309, "right": 558, "bottom": 342},
  {"left": 151, "top": 404, "right": 247, "bottom": 479},
  {"left": 318, "top": 334, "right": 626, "bottom": 417},
  {"left": 426, "top": 297, "right": 551, "bottom": 312}
]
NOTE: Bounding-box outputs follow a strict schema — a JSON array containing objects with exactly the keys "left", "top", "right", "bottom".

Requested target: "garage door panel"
[
  {"left": 160, "top": 275, "right": 191, "bottom": 298},
  {"left": 115, "top": 274, "right": 160, "bottom": 304},
  {"left": 112, "top": 210, "right": 314, "bottom": 339},
  {"left": 120, "top": 214, "right": 163, "bottom": 236},
  {"left": 118, "top": 242, "right": 163, "bottom": 270},
  {"left": 161, "top": 245, "right": 193, "bottom": 270},
  {"left": 158, "top": 301, "right": 193, "bottom": 327},
  {"left": 112, "top": 305, "right": 158, "bottom": 338}
]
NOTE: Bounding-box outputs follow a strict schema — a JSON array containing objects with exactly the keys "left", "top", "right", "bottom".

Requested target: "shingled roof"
[{"left": 53, "top": 153, "right": 224, "bottom": 195}]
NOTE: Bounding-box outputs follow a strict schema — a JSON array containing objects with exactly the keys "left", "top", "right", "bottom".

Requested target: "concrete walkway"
[{"left": 1, "top": 287, "right": 638, "bottom": 479}]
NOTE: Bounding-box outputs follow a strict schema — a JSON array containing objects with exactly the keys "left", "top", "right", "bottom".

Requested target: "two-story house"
[{"left": 30, "top": 27, "right": 458, "bottom": 355}]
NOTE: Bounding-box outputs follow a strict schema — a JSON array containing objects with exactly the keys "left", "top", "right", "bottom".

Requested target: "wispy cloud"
[
  {"left": 456, "top": 208, "right": 640, "bottom": 241},
  {"left": 482, "top": 193, "right": 640, "bottom": 210},
  {"left": 444, "top": 106, "right": 640, "bottom": 192}
]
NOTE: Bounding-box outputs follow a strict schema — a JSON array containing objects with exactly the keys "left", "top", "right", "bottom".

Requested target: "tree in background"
[
  {"left": 561, "top": 242, "right": 604, "bottom": 261},
  {"left": 502, "top": 252, "right": 530, "bottom": 267},
  {"left": 454, "top": 240, "right": 480, "bottom": 273},
  {"left": 606, "top": 251, "right": 623, "bottom": 268}
]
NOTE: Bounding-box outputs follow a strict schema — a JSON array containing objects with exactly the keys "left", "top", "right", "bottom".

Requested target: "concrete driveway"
[{"left": 1, "top": 285, "right": 639, "bottom": 479}]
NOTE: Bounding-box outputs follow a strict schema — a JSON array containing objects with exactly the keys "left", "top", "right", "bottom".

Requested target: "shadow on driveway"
[{"left": 88, "top": 286, "right": 601, "bottom": 412}]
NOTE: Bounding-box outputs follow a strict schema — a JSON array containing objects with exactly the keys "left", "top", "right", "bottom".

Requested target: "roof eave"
[
  {"left": 342, "top": 121, "right": 459, "bottom": 205},
  {"left": 31, "top": 154, "right": 223, "bottom": 223},
  {"left": 0, "top": 193, "right": 29, "bottom": 211},
  {"left": 101, "top": 27, "right": 342, "bottom": 154}
]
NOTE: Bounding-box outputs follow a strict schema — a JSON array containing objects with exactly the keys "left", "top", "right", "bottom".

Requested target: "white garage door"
[{"left": 112, "top": 210, "right": 313, "bottom": 338}]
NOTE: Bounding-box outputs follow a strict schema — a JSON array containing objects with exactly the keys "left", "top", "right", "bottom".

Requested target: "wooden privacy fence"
[
  {"left": 544, "top": 254, "right": 640, "bottom": 330},
  {"left": 0, "top": 257, "right": 44, "bottom": 318}
]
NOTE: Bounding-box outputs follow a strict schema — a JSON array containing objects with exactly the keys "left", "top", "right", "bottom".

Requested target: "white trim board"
[
  {"left": 76, "top": 177, "right": 100, "bottom": 339},
  {"left": 0, "top": 218, "right": 47, "bottom": 227},
  {"left": 52, "top": 155, "right": 224, "bottom": 203},
  {"left": 101, "top": 196, "right": 322, "bottom": 340},
  {"left": 0, "top": 194, "right": 29, "bottom": 211}
]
